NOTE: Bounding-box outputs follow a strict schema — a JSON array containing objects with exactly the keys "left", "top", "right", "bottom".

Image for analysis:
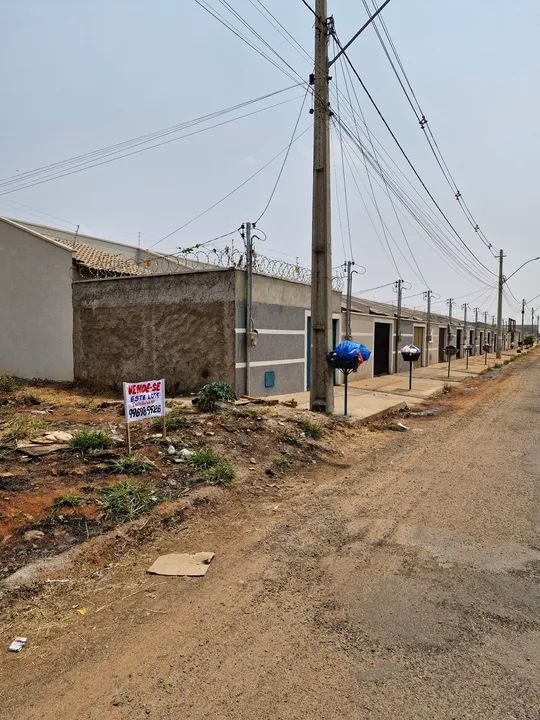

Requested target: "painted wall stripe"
[
  {"left": 235, "top": 358, "right": 304, "bottom": 369},
  {"left": 235, "top": 328, "right": 304, "bottom": 335}
]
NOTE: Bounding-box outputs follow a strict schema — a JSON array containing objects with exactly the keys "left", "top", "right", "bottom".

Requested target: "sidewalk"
[{"left": 274, "top": 348, "right": 527, "bottom": 420}]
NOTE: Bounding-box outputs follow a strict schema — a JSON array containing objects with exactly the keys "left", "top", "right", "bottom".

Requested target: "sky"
[{"left": 2, "top": 0, "right": 539, "bottom": 322}]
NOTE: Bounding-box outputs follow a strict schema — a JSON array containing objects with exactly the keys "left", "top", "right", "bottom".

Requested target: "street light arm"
[{"left": 505, "top": 256, "right": 540, "bottom": 282}]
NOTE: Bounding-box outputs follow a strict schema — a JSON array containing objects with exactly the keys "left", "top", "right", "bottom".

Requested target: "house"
[{"left": 1, "top": 215, "right": 507, "bottom": 394}]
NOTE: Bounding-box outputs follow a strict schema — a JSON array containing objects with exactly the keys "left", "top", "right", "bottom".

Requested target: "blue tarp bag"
[{"left": 335, "top": 340, "right": 371, "bottom": 363}]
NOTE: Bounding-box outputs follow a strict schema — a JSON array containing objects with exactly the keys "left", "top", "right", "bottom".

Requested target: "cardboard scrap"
[
  {"left": 147, "top": 552, "right": 215, "bottom": 577},
  {"left": 16, "top": 443, "right": 69, "bottom": 457}
]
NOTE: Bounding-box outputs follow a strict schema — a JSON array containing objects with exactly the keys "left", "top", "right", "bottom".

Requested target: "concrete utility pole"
[
  {"left": 483, "top": 311, "right": 488, "bottom": 349},
  {"left": 424, "top": 289, "right": 432, "bottom": 367},
  {"left": 462, "top": 303, "right": 468, "bottom": 351},
  {"left": 447, "top": 298, "right": 454, "bottom": 341},
  {"left": 244, "top": 221, "right": 253, "bottom": 396},
  {"left": 496, "top": 249, "right": 504, "bottom": 358},
  {"left": 521, "top": 299, "right": 525, "bottom": 347},
  {"left": 345, "top": 260, "right": 355, "bottom": 340},
  {"left": 474, "top": 307, "right": 479, "bottom": 355},
  {"left": 394, "top": 279, "right": 403, "bottom": 373},
  {"left": 310, "top": 0, "right": 333, "bottom": 413}
]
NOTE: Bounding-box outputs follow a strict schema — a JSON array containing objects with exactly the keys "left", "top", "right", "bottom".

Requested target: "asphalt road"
[{"left": 2, "top": 352, "right": 539, "bottom": 719}]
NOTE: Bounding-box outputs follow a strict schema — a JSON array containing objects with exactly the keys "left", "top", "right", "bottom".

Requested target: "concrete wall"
[
  {"left": 0, "top": 219, "right": 74, "bottom": 381},
  {"left": 73, "top": 269, "right": 237, "bottom": 394},
  {"left": 234, "top": 271, "right": 341, "bottom": 396}
]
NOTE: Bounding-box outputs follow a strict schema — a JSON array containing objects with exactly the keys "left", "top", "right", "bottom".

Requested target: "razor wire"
[{"left": 79, "top": 246, "right": 346, "bottom": 290}]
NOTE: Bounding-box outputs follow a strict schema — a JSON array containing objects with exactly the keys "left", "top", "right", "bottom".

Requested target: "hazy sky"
[{"left": 2, "top": 1, "right": 539, "bottom": 320}]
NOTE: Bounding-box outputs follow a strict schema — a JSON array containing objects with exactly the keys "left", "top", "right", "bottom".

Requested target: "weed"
[
  {"left": 188, "top": 447, "right": 235, "bottom": 485},
  {"left": 0, "top": 374, "right": 22, "bottom": 393},
  {"left": 112, "top": 454, "right": 156, "bottom": 475},
  {"left": 1, "top": 415, "right": 46, "bottom": 442},
  {"left": 154, "top": 409, "right": 188, "bottom": 432},
  {"left": 52, "top": 493, "right": 85, "bottom": 509},
  {"left": 442, "top": 383, "right": 453, "bottom": 394},
  {"left": 493, "top": 362, "right": 502, "bottom": 369},
  {"left": 298, "top": 418, "right": 324, "bottom": 440},
  {"left": 277, "top": 429, "right": 297, "bottom": 445},
  {"left": 232, "top": 406, "right": 268, "bottom": 418},
  {"left": 274, "top": 455, "right": 292, "bottom": 468},
  {"left": 200, "top": 459, "right": 235, "bottom": 485},
  {"left": 197, "top": 382, "right": 236, "bottom": 412},
  {"left": 98, "top": 480, "right": 159, "bottom": 521},
  {"left": 70, "top": 429, "right": 112, "bottom": 452}
]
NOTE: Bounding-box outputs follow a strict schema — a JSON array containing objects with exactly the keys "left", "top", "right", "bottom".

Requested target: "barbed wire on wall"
[{"left": 78, "top": 245, "right": 346, "bottom": 290}]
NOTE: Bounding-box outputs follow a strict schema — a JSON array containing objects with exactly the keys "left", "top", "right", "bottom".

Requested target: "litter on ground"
[
  {"left": 146, "top": 552, "right": 215, "bottom": 577},
  {"left": 8, "top": 637, "right": 27, "bottom": 653}
]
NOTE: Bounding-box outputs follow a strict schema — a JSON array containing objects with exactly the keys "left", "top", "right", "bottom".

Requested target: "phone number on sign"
[{"left": 128, "top": 404, "right": 162, "bottom": 419}]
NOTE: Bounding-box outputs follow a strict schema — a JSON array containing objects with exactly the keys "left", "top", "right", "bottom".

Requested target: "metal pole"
[
  {"left": 245, "top": 221, "right": 253, "bottom": 396},
  {"left": 521, "top": 299, "right": 525, "bottom": 348},
  {"left": 496, "top": 249, "right": 504, "bottom": 358},
  {"left": 474, "top": 307, "right": 479, "bottom": 356},
  {"left": 409, "top": 361, "right": 413, "bottom": 390},
  {"left": 424, "top": 289, "right": 432, "bottom": 367},
  {"left": 345, "top": 260, "right": 354, "bottom": 340},
  {"left": 462, "top": 303, "right": 468, "bottom": 359},
  {"left": 447, "top": 352, "right": 451, "bottom": 378},
  {"left": 344, "top": 370, "right": 348, "bottom": 416},
  {"left": 394, "top": 279, "right": 403, "bottom": 373},
  {"left": 310, "top": 0, "right": 333, "bottom": 414},
  {"left": 484, "top": 310, "right": 488, "bottom": 351}
]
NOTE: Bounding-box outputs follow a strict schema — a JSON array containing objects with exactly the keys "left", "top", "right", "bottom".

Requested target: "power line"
[
  {"left": 0, "top": 92, "right": 304, "bottom": 197},
  {"left": 0, "top": 84, "right": 301, "bottom": 190},
  {"left": 337, "top": 51, "right": 429, "bottom": 287},
  {"left": 365, "top": 0, "right": 497, "bottom": 257},
  {"left": 255, "top": 86, "right": 310, "bottom": 223},
  {"left": 331, "top": 29, "right": 497, "bottom": 280},
  {"left": 300, "top": 0, "right": 317, "bottom": 18},
  {"left": 148, "top": 123, "right": 312, "bottom": 249}
]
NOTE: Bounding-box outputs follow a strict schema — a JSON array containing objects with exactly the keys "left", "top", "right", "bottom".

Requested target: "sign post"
[{"left": 122, "top": 379, "right": 166, "bottom": 454}]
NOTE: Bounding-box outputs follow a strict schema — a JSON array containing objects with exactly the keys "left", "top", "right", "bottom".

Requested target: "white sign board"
[{"left": 123, "top": 379, "right": 165, "bottom": 424}]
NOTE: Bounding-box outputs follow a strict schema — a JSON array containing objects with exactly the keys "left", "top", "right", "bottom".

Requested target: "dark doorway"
[
  {"left": 456, "top": 328, "right": 462, "bottom": 358},
  {"left": 374, "top": 323, "right": 390, "bottom": 376},
  {"left": 438, "top": 327, "right": 446, "bottom": 362}
]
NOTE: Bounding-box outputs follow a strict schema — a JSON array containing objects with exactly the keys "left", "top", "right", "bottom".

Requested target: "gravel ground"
[{"left": 1, "top": 352, "right": 539, "bottom": 719}]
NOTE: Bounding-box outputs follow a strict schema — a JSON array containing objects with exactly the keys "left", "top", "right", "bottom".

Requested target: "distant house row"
[{"left": 0, "top": 216, "right": 520, "bottom": 397}]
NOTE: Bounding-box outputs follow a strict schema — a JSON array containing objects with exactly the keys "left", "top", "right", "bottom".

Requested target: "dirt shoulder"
[{"left": 1, "top": 351, "right": 538, "bottom": 720}]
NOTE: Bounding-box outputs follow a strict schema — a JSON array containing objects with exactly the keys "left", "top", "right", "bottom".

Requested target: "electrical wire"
[
  {"left": 0, "top": 84, "right": 301, "bottom": 190},
  {"left": 331, "top": 28, "right": 497, "bottom": 280},
  {"left": 337, "top": 51, "right": 429, "bottom": 287},
  {"left": 255, "top": 86, "right": 310, "bottom": 223},
  {"left": 300, "top": 0, "right": 317, "bottom": 17},
  {"left": 365, "top": 0, "right": 497, "bottom": 257},
  {"left": 148, "top": 123, "right": 312, "bottom": 249},
  {"left": 0, "top": 92, "right": 304, "bottom": 197}
]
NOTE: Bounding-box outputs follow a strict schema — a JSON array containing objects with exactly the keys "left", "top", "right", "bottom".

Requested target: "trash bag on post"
[{"left": 335, "top": 340, "right": 372, "bottom": 363}]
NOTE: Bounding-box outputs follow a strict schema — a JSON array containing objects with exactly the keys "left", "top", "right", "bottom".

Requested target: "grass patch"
[
  {"left": 188, "top": 447, "right": 235, "bottom": 485},
  {"left": 98, "top": 480, "right": 159, "bottom": 521},
  {"left": 232, "top": 406, "right": 269, "bottom": 418},
  {"left": 274, "top": 455, "right": 292, "bottom": 468},
  {"left": 441, "top": 383, "right": 453, "bottom": 394},
  {"left": 154, "top": 409, "right": 189, "bottom": 432},
  {"left": 1, "top": 415, "right": 46, "bottom": 442},
  {"left": 0, "top": 374, "right": 22, "bottom": 393},
  {"left": 493, "top": 362, "right": 502, "bottom": 369},
  {"left": 277, "top": 428, "right": 298, "bottom": 445},
  {"left": 52, "top": 493, "right": 85, "bottom": 509},
  {"left": 69, "top": 429, "right": 112, "bottom": 452},
  {"left": 298, "top": 418, "right": 324, "bottom": 440},
  {"left": 112, "top": 454, "right": 156, "bottom": 474}
]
